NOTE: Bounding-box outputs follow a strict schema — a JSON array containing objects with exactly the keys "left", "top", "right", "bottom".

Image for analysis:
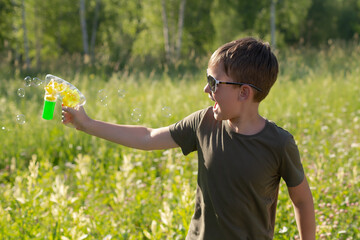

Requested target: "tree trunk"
[
  {"left": 161, "top": 0, "right": 171, "bottom": 63},
  {"left": 90, "top": 0, "right": 101, "bottom": 64},
  {"left": 10, "top": 0, "right": 20, "bottom": 70},
  {"left": 21, "top": 0, "right": 30, "bottom": 70},
  {"left": 80, "top": 0, "right": 89, "bottom": 63},
  {"left": 270, "top": 0, "right": 276, "bottom": 48},
  {"left": 34, "top": 3, "right": 42, "bottom": 69},
  {"left": 175, "top": 0, "right": 186, "bottom": 60}
]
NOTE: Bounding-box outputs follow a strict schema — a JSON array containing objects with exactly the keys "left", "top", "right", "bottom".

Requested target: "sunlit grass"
[{"left": 0, "top": 43, "right": 359, "bottom": 239}]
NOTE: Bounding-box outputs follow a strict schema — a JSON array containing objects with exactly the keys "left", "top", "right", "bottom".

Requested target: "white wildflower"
[
  {"left": 160, "top": 201, "right": 173, "bottom": 226},
  {"left": 103, "top": 234, "right": 112, "bottom": 240},
  {"left": 279, "top": 226, "right": 288, "bottom": 233},
  {"left": 27, "top": 155, "right": 39, "bottom": 192},
  {"left": 75, "top": 154, "right": 91, "bottom": 180}
]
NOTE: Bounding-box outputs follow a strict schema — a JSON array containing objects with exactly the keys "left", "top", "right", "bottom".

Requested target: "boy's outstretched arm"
[
  {"left": 288, "top": 176, "right": 316, "bottom": 240},
  {"left": 62, "top": 106, "right": 179, "bottom": 150}
]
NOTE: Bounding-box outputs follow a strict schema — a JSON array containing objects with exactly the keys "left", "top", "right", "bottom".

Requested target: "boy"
[{"left": 62, "top": 37, "right": 316, "bottom": 239}]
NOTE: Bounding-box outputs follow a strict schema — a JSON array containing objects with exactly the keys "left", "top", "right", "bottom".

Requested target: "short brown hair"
[{"left": 208, "top": 37, "right": 278, "bottom": 102}]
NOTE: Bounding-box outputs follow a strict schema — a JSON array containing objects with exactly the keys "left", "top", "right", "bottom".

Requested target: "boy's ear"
[{"left": 238, "top": 85, "right": 251, "bottom": 101}]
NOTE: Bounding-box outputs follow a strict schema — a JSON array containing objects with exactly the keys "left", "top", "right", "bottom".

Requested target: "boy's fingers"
[
  {"left": 62, "top": 106, "right": 74, "bottom": 114},
  {"left": 61, "top": 111, "right": 70, "bottom": 123},
  {"left": 61, "top": 106, "right": 73, "bottom": 124}
]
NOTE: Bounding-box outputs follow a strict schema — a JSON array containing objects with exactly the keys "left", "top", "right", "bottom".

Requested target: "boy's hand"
[{"left": 62, "top": 106, "right": 90, "bottom": 131}]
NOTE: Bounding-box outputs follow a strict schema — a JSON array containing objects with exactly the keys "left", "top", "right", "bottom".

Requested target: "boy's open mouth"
[
  {"left": 208, "top": 93, "right": 218, "bottom": 110},
  {"left": 213, "top": 102, "right": 218, "bottom": 110}
]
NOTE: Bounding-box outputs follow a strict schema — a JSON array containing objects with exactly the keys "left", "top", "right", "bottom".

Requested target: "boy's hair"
[{"left": 208, "top": 37, "right": 278, "bottom": 102}]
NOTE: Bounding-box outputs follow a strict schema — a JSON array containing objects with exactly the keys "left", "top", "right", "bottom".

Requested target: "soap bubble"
[
  {"left": 32, "top": 77, "right": 44, "bottom": 86},
  {"left": 118, "top": 89, "right": 126, "bottom": 99},
  {"left": 16, "top": 114, "right": 26, "bottom": 124},
  {"left": 24, "top": 76, "right": 32, "bottom": 87},
  {"left": 98, "top": 89, "right": 108, "bottom": 107},
  {"left": 161, "top": 106, "right": 172, "bottom": 118},
  {"left": 100, "top": 96, "right": 108, "bottom": 106},
  {"left": 131, "top": 108, "right": 142, "bottom": 123},
  {"left": 17, "top": 88, "right": 25, "bottom": 97}
]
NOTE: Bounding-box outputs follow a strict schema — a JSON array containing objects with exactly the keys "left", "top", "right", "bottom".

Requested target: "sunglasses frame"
[{"left": 207, "top": 74, "right": 262, "bottom": 93}]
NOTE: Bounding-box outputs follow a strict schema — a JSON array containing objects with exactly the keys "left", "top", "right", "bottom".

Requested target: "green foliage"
[
  {"left": 0, "top": 44, "right": 360, "bottom": 239},
  {"left": 276, "top": 0, "right": 312, "bottom": 45},
  {"left": 0, "top": 0, "right": 14, "bottom": 45},
  {"left": 2, "top": 0, "right": 360, "bottom": 73}
]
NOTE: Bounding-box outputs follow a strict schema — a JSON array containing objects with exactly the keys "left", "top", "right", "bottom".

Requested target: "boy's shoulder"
[
  {"left": 266, "top": 120, "right": 292, "bottom": 135},
  {"left": 264, "top": 120, "right": 296, "bottom": 146}
]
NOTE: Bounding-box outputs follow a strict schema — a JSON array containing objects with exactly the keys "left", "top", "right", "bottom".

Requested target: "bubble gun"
[{"left": 42, "top": 74, "right": 86, "bottom": 120}]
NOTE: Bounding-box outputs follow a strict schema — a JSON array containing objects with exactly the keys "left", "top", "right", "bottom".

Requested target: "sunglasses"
[{"left": 207, "top": 74, "right": 262, "bottom": 93}]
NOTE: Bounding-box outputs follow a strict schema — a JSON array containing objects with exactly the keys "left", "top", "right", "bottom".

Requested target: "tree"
[
  {"left": 175, "top": 0, "right": 186, "bottom": 60},
  {"left": 21, "top": 0, "right": 30, "bottom": 69},
  {"left": 161, "top": 0, "right": 187, "bottom": 63},
  {"left": 337, "top": 0, "right": 360, "bottom": 40},
  {"left": 90, "top": 0, "right": 101, "bottom": 64},
  {"left": 270, "top": 0, "right": 276, "bottom": 48},
  {"left": 210, "top": 0, "right": 266, "bottom": 47},
  {"left": 0, "top": 0, "right": 14, "bottom": 49},
  {"left": 80, "top": 0, "right": 89, "bottom": 63},
  {"left": 161, "top": 0, "right": 171, "bottom": 62},
  {"left": 304, "top": 0, "right": 340, "bottom": 45},
  {"left": 276, "top": 0, "right": 312, "bottom": 45}
]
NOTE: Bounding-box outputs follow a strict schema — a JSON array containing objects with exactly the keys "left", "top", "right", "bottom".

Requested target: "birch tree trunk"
[
  {"left": 80, "top": 0, "right": 89, "bottom": 63},
  {"left": 175, "top": 0, "right": 186, "bottom": 60},
  {"left": 21, "top": 0, "right": 30, "bottom": 70},
  {"left": 161, "top": 0, "right": 171, "bottom": 63},
  {"left": 270, "top": 0, "right": 276, "bottom": 48},
  {"left": 90, "top": 0, "right": 101, "bottom": 64}
]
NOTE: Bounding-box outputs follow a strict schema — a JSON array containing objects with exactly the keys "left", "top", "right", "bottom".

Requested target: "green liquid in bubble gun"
[{"left": 42, "top": 74, "right": 86, "bottom": 120}]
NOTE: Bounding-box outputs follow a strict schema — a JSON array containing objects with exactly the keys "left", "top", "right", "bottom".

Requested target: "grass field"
[{"left": 0, "top": 43, "right": 359, "bottom": 239}]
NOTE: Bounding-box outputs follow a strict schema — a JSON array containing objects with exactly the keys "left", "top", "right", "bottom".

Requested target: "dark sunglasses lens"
[{"left": 207, "top": 75, "right": 216, "bottom": 91}]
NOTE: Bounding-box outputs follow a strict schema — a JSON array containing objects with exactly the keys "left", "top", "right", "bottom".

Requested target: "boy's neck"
[{"left": 227, "top": 109, "right": 266, "bottom": 135}]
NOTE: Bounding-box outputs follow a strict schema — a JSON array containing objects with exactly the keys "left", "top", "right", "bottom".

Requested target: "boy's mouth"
[
  {"left": 214, "top": 102, "right": 218, "bottom": 110},
  {"left": 208, "top": 93, "right": 218, "bottom": 110}
]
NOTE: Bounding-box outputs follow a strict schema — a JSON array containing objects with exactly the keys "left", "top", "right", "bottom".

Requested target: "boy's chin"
[{"left": 212, "top": 112, "right": 223, "bottom": 121}]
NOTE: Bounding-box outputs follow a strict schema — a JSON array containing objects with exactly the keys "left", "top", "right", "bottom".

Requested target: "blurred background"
[
  {"left": 1, "top": 1, "right": 359, "bottom": 239},
  {"left": 1, "top": 0, "right": 360, "bottom": 76}
]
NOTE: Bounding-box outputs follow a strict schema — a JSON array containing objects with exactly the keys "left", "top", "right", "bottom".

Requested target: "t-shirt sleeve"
[
  {"left": 169, "top": 108, "right": 207, "bottom": 156},
  {"left": 279, "top": 135, "right": 304, "bottom": 187}
]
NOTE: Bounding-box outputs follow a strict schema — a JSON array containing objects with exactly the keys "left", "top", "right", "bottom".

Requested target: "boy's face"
[{"left": 204, "top": 66, "right": 244, "bottom": 121}]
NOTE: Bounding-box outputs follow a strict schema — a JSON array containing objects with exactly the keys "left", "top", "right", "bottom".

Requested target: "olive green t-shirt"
[{"left": 169, "top": 107, "right": 304, "bottom": 240}]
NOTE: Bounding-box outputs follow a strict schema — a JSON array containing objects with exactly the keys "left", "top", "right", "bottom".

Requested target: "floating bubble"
[
  {"left": 32, "top": 77, "right": 44, "bottom": 86},
  {"left": 1, "top": 126, "right": 11, "bottom": 132},
  {"left": 16, "top": 114, "right": 26, "bottom": 124},
  {"left": 118, "top": 89, "right": 126, "bottom": 98},
  {"left": 161, "top": 106, "right": 172, "bottom": 118},
  {"left": 24, "top": 76, "right": 32, "bottom": 87},
  {"left": 131, "top": 108, "right": 142, "bottom": 123},
  {"left": 100, "top": 96, "right": 108, "bottom": 106},
  {"left": 97, "top": 89, "right": 108, "bottom": 107},
  {"left": 17, "top": 88, "right": 25, "bottom": 97}
]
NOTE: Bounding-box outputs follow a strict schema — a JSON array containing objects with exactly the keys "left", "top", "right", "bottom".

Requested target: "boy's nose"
[{"left": 204, "top": 83, "right": 211, "bottom": 93}]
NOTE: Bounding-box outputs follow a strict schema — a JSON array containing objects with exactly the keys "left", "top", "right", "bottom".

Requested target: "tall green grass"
[{"left": 0, "top": 43, "right": 359, "bottom": 239}]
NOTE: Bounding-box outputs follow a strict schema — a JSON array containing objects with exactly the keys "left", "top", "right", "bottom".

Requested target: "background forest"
[{"left": 1, "top": 0, "right": 360, "bottom": 74}]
